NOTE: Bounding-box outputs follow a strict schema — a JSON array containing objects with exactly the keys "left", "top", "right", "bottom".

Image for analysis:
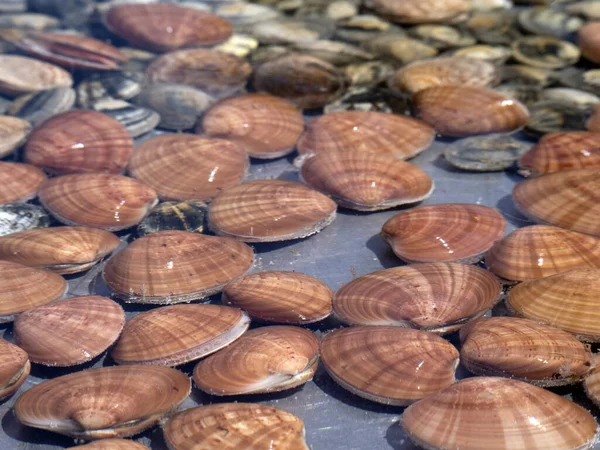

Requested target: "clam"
[
  {"left": 362, "top": 34, "right": 438, "bottom": 65},
  {"left": 76, "top": 71, "right": 144, "bottom": 109},
  {"left": 381, "top": 203, "right": 506, "bottom": 264},
  {"left": 513, "top": 168, "right": 600, "bottom": 237},
  {"left": 291, "top": 40, "right": 374, "bottom": 66},
  {"left": 323, "top": 86, "right": 401, "bottom": 114},
  {"left": 388, "top": 57, "right": 498, "bottom": 95},
  {"left": 103, "top": 4, "right": 232, "bottom": 53},
  {"left": 556, "top": 67, "right": 600, "bottom": 96},
  {"left": 0, "top": 116, "right": 31, "bottom": 158},
  {"left": 0, "top": 162, "right": 45, "bottom": 205},
  {"left": 568, "top": 2, "right": 600, "bottom": 20},
  {"left": 200, "top": 94, "right": 304, "bottom": 159},
  {"left": 250, "top": 18, "right": 334, "bottom": 45},
  {"left": 0, "top": 203, "right": 49, "bottom": 237},
  {"left": 466, "top": 10, "right": 520, "bottom": 45},
  {"left": 525, "top": 100, "right": 588, "bottom": 135},
  {"left": 222, "top": 271, "right": 333, "bottom": 324},
  {"left": 366, "top": 0, "right": 471, "bottom": 24},
  {"left": 500, "top": 64, "right": 552, "bottom": 87},
  {"left": 8, "top": 87, "right": 75, "bottom": 127},
  {"left": 0, "top": 55, "right": 72, "bottom": 96},
  {"left": 540, "top": 88, "right": 600, "bottom": 109},
  {"left": 0, "top": 338, "right": 30, "bottom": 400},
  {"left": 208, "top": 180, "right": 337, "bottom": 242},
  {"left": 92, "top": 99, "right": 160, "bottom": 139},
  {"left": 517, "top": 7, "right": 583, "bottom": 38},
  {"left": 579, "top": 22, "right": 600, "bottom": 64},
  {"left": 507, "top": 269, "right": 600, "bottom": 342},
  {"left": 450, "top": 45, "right": 513, "bottom": 65},
  {"left": 298, "top": 151, "right": 434, "bottom": 211},
  {"left": 296, "top": 111, "right": 435, "bottom": 160},
  {"left": 39, "top": 174, "right": 158, "bottom": 231},
  {"left": 213, "top": 2, "right": 280, "bottom": 28},
  {"left": 486, "top": 225, "right": 600, "bottom": 282},
  {"left": 14, "top": 365, "right": 191, "bottom": 440},
  {"left": 401, "top": 377, "right": 599, "bottom": 450},
  {"left": 333, "top": 263, "right": 501, "bottom": 333},
  {"left": 493, "top": 84, "right": 540, "bottom": 106},
  {"left": 0, "top": 226, "right": 120, "bottom": 274},
  {"left": 14, "top": 296, "right": 125, "bottom": 367},
  {"left": 326, "top": 1, "right": 358, "bottom": 20},
  {"left": 335, "top": 14, "right": 395, "bottom": 44},
  {"left": 343, "top": 61, "right": 395, "bottom": 87},
  {"left": 0, "top": 260, "right": 67, "bottom": 323},
  {"left": 320, "top": 326, "right": 458, "bottom": 405},
  {"left": 24, "top": 110, "right": 133, "bottom": 175},
  {"left": 512, "top": 36, "right": 580, "bottom": 69},
  {"left": 253, "top": 54, "right": 348, "bottom": 109},
  {"left": 112, "top": 304, "right": 249, "bottom": 366},
  {"left": 460, "top": 317, "right": 592, "bottom": 386},
  {"left": 103, "top": 231, "right": 254, "bottom": 303},
  {"left": 137, "top": 201, "right": 207, "bottom": 237},
  {"left": 214, "top": 34, "right": 259, "bottom": 59},
  {"left": 587, "top": 103, "right": 600, "bottom": 133},
  {"left": 412, "top": 86, "right": 530, "bottom": 137},
  {"left": 128, "top": 134, "right": 247, "bottom": 202},
  {"left": 193, "top": 326, "right": 318, "bottom": 395},
  {"left": 0, "top": 13, "right": 58, "bottom": 30},
  {"left": 408, "top": 25, "right": 476, "bottom": 49},
  {"left": 163, "top": 403, "right": 309, "bottom": 450},
  {"left": 584, "top": 353, "right": 600, "bottom": 407},
  {"left": 69, "top": 440, "right": 149, "bottom": 450},
  {"left": 145, "top": 49, "right": 251, "bottom": 98}
]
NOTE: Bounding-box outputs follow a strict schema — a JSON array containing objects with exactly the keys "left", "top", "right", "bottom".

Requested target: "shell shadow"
[
  {"left": 190, "top": 383, "right": 307, "bottom": 406},
  {"left": 1, "top": 408, "right": 73, "bottom": 447},
  {"left": 149, "top": 426, "right": 170, "bottom": 450},
  {"left": 386, "top": 421, "right": 420, "bottom": 450},
  {"left": 495, "top": 194, "right": 535, "bottom": 229},
  {"left": 365, "top": 233, "right": 403, "bottom": 270},
  {"left": 30, "top": 353, "right": 107, "bottom": 380}
]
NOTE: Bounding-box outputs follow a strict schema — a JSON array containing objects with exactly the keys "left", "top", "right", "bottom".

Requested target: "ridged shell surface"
[
  {"left": 69, "top": 440, "right": 149, "bottom": 450},
  {"left": 579, "top": 22, "right": 600, "bottom": 64},
  {"left": 0, "top": 55, "right": 72, "bottom": 96},
  {"left": 0, "top": 116, "right": 31, "bottom": 158},
  {"left": 368, "top": 0, "right": 472, "bottom": 24},
  {"left": 0, "top": 338, "right": 30, "bottom": 400},
  {"left": 0, "top": 162, "right": 45, "bottom": 204}
]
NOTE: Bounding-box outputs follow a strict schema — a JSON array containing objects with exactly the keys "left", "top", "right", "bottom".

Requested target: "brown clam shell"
[
  {"left": 519, "top": 132, "right": 600, "bottom": 176},
  {"left": 298, "top": 151, "right": 434, "bottom": 211},
  {"left": 14, "top": 365, "right": 191, "bottom": 440},
  {"left": 103, "top": 4, "right": 232, "bottom": 53},
  {"left": 584, "top": 353, "right": 600, "bottom": 408},
  {"left": 253, "top": 54, "right": 349, "bottom": 110},
  {"left": 0, "top": 338, "right": 30, "bottom": 400},
  {"left": 381, "top": 203, "right": 506, "bottom": 264},
  {"left": 413, "top": 86, "right": 530, "bottom": 137},
  {"left": 24, "top": 110, "right": 133, "bottom": 175},
  {"left": 38, "top": 174, "right": 158, "bottom": 231},
  {"left": 163, "top": 403, "right": 309, "bottom": 450},
  {"left": 460, "top": 317, "right": 592, "bottom": 386},
  {"left": 0, "top": 162, "right": 45, "bottom": 204},
  {"left": 579, "top": 22, "right": 600, "bottom": 64},
  {"left": 485, "top": 225, "right": 600, "bottom": 282},
  {"left": 146, "top": 49, "right": 251, "bottom": 98},
  {"left": 128, "top": 134, "right": 248, "bottom": 202},
  {"left": 208, "top": 180, "right": 337, "bottom": 242},
  {"left": 200, "top": 94, "right": 305, "bottom": 159},
  {"left": 0, "top": 55, "right": 72, "bottom": 96},
  {"left": 222, "top": 271, "right": 333, "bottom": 324},
  {"left": 0, "top": 260, "right": 67, "bottom": 323},
  {"left": 14, "top": 296, "right": 125, "bottom": 367},
  {"left": 296, "top": 111, "right": 435, "bottom": 160},
  {"left": 112, "top": 304, "right": 250, "bottom": 366},
  {"left": 513, "top": 168, "right": 600, "bottom": 237},
  {"left": 193, "top": 326, "right": 319, "bottom": 395},
  {"left": 333, "top": 263, "right": 501, "bottom": 333},
  {"left": 0, "top": 226, "right": 120, "bottom": 274},
  {"left": 367, "top": 0, "right": 471, "bottom": 24},
  {"left": 389, "top": 57, "right": 498, "bottom": 95},
  {"left": 401, "top": 377, "right": 599, "bottom": 450},
  {"left": 507, "top": 268, "right": 600, "bottom": 342},
  {"left": 103, "top": 231, "right": 254, "bottom": 304},
  {"left": 69, "top": 440, "right": 149, "bottom": 450},
  {"left": 0, "top": 116, "right": 31, "bottom": 158},
  {"left": 320, "top": 326, "right": 458, "bottom": 405}
]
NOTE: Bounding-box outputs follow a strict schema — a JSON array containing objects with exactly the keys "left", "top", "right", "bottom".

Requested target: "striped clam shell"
[
  {"left": 0, "top": 338, "right": 29, "bottom": 400},
  {"left": 0, "top": 162, "right": 45, "bottom": 205},
  {"left": 0, "top": 55, "right": 72, "bottom": 96},
  {"left": 0, "top": 115, "right": 31, "bottom": 158},
  {"left": 8, "top": 87, "right": 75, "bottom": 127}
]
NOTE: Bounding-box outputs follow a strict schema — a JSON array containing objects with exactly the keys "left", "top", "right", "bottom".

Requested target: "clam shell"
[
  {"left": 296, "top": 111, "right": 435, "bottom": 160},
  {"left": 335, "top": 14, "right": 395, "bottom": 44},
  {"left": 513, "top": 168, "right": 600, "bottom": 237},
  {"left": 343, "top": 61, "right": 395, "bottom": 87},
  {"left": 518, "top": 7, "right": 583, "bottom": 38},
  {"left": 0, "top": 260, "right": 67, "bottom": 323},
  {"left": 0, "top": 115, "right": 31, "bottom": 158},
  {"left": 584, "top": 353, "right": 600, "bottom": 408},
  {"left": 413, "top": 86, "right": 530, "bottom": 137},
  {"left": 362, "top": 34, "right": 438, "bottom": 65},
  {"left": 556, "top": 67, "right": 600, "bottom": 96},
  {"left": 508, "top": 268, "right": 600, "bottom": 342},
  {"left": 103, "top": 4, "right": 232, "bottom": 53},
  {"left": 76, "top": 71, "right": 144, "bottom": 109},
  {"left": 145, "top": 49, "right": 251, "bottom": 98},
  {"left": 587, "top": 103, "right": 600, "bottom": 133},
  {"left": 0, "top": 162, "right": 46, "bottom": 205},
  {"left": 408, "top": 25, "right": 476, "bottom": 49},
  {"left": 38, "top": 174, "right": 158, "bottom": 231},
  {"left": 381, "top": 203, "right": 506, "bottom": 264},
  {"left": 14, "top": 296, "right": 125, "bottom": 367},
  {"left": 401, "top": 377, "right": 599, "bottom": 450},
  {"left": 103, "top": 231, "right": 254, "bottom": 304},
  {"left": 14, "top": 365, "right": 191, "bottom": 440},
  {"left": 466, "top": 10, "right": 519, "bottom": 45},
  {"left": 69, "top": 440, "right": 149, "bottom": 450},
  {"left": 568, "top": 2, "right": 600, "bottom": 20},
  {"left": 253, "top": 54, "right": 349, "bottom": 109},
  {"left": 540, "top": 88, "right": 600, "bottom": 109},
  {"left": 200, "top": 94, "right": 304, "bottom": 159},
  {"left": 208, "top": 180, "right": 337, "bottom": 242},
  {"left": 163, "top": 403, "right": 309, "bottom": 450},
  {"left": 388, "top": 56, "right": 498, "bottom": 95},
  {"left": 24, "top": 110, "right": 133, "bottom": 175},
  {"left": 460, "top": 317, "right": 592, "bottom": 386},
  {"left": 501, "top": 63, "right": 552, "bottom": 87},
  {"left": 579, "top": 22, "right": 600, "bottom": 64},
  {"left": 222, "top": 271, "right": 333, "bottom": 324},
  {"left": 526, "top": 99, "right": 589, "bottom": 135},
  {"left": 0, "top": 13, "right": 58, "bottom": 30},
  {"left": 0, "top": 203, "right": 49, "bottom": 237},
  {"left": 512, "top": 36, "right": 580, "bottom": 69},
  {"left": 251, "top": 18, "right": 334, "bottom": 45},
  {"left": 451, "top": 45, "right": 513, "bottom": 65},
  {"left": 291, "top": 40, "right": 374, "bottom": 66},
  {"left": 443, "top": 134, "right": 530, "bottom": 172},
  {"left": 8, "top": 87, "right": 75, "bottom": 127},
  {"left": 298, "top": 151, "right": 434, "bottom": 211},
  {"left": 0, "top": 55, "right": 72, "bottom": 96},
  {"left": 366, "top": 0, "right": 471, "bottom": 24},
  {"left": 214, "top": 34, "right": 259, "bottom": 59},
  {"left": 137, "top": 201, "right": 206, "bottom": 237},
  {"left": 92, "top": 99, "right": 160, "bottom": 139},
  {"left": 333, "top": 263, "right": 501, "bottom": 333},
  {"left": 112, "top": 304, "right": 249, "bottom": 366},
  {"left": 193, "top": 326, "right": 319, "bottom": 395},
  {"left": 493, "top": 83, "right": 541, "bottom": 107},
  {"left": 128, "top": 134, "right": 248, "bottom": 202},
  {"left": 0, "top": 338, "right": 29, "bottom": 400},
  {"left": 320, "top": 326, "right": 458, "bottom": 405}
]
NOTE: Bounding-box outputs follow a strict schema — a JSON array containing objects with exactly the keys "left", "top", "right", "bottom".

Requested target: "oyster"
[
  {"left": 366, "top": 0, "right": 471, "bottom": 24},
  {"left": 0, "top": 338, "right": 29, "bottom": 400},
  {"left": 0, "top": 116, "right": 31, "bottom": 158},
  {"left": 0, "top": 203, "right": 49, "bottom": 237},
  {"left": 8, "top": 87, "right": 75, "bottom": 127},
  {"left": 69, "top": 440, "right": 149, "bottom": 450},
  {"left": 579, "top": 22, "right": 600, "bottom": 64},
  {"left": 137, "top": 201, "right": 207, "bottom": 237},
  {"left": 511, "top": 36, "right": 580, "bottom": 69},
  {"left": 112, "top": 304, "right": 249, "bottom": 366},
  {"left": 517, "top": 7, "right": 583, "bottom": 38},
  {"left": 443, "top": 134, "right": 530, "bottom": 172},
  {"left": 0, "top": 55, "right": 72, "bottom": 96},
  {"left": 0, "top": 162, "right": 45, "bottom": 205}
]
